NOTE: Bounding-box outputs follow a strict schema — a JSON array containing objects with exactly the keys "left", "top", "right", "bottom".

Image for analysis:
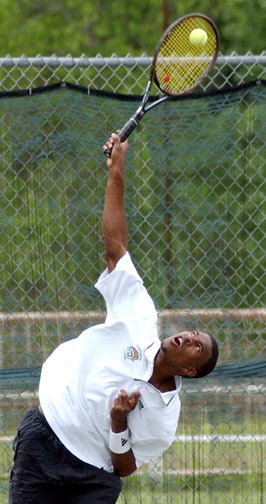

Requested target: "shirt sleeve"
[{"left": 95, "top": 252, "right": 157, "bottom": 326}]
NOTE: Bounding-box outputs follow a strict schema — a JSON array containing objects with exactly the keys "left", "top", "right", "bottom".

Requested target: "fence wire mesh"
[
  {"left": 0, "top": 52, "right": 265, "bottom": 93},
  {"left": 0, "top": 54, "right": 265, "bottom": 504}
]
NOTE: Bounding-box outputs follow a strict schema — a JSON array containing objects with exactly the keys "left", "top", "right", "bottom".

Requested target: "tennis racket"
[{"left": 104, "top": 13, "right": 220, "bottom": 157}]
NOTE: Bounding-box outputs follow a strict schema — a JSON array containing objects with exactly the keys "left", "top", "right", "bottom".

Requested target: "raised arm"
[{"left": 102, "top": 134, "right": 129, "bottom": 273}]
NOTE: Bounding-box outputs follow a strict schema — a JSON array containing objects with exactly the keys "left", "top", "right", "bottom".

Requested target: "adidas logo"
[
  {"left": 121, "top": 438, "right": 128, "bottom": 447},
  {"left": 139, "top": 399, "right": 144, "bottom": 410}
]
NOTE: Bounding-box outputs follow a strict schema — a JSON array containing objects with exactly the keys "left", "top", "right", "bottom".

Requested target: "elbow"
[
  {"left": 111, "top": 452, "right": 137, "bottom": 477},
  {"left": 115, "top": 466, "right": 137, "bottom": 478},
  {"left": 105, "top": 246, "right": 127, "bottom": 273}
]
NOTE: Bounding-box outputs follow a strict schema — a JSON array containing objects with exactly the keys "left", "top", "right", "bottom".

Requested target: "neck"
[
  {"left": 149, "top": 348, "right": 176, "bottom": 391},
  {"left": 149, "top": 350, "right": 176, "bottom": 391},
  {"left": 148, "top": 374, "right": 176, "bottom": 392}
]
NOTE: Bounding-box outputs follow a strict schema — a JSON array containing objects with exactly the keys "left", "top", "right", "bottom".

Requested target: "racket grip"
[{"left": 104, "top": 117, "right": 139, "bottom": 158}]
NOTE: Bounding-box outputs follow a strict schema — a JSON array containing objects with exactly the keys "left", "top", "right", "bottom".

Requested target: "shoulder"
[
  {"left": 95, "top": 252, "right": 143, "bottom": 292},
  {"left": 95, "top": 252, "right": 157, "bottom": 325}
]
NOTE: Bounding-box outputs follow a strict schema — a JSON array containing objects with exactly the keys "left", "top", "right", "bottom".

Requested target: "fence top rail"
[
  {"left": 0, "top": 308, "right": 265, "bottom": 323},
  {"left": 0, "top": 54, "right": 266, "bottom": 68}
]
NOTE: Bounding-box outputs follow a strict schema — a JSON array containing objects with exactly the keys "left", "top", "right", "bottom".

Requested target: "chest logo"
[{"left": 124, "top": 345, "right": 142, "bottom": 361}]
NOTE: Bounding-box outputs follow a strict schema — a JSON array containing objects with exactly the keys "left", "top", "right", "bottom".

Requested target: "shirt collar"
[{"left": 145, "top": 340, "right": 161, "bottom": 362}]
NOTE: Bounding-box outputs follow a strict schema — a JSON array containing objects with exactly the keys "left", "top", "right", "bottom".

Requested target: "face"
[{"left": 160, "top": 330, "right": 213, "bottom": 378}]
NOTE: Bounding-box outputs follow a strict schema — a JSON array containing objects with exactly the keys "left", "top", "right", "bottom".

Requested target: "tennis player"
[{"left": 9, "top": 133, "right": 219, "bottom": 504}]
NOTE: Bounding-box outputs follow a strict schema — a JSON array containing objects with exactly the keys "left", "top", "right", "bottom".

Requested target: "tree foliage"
[{"left": 0, "top": 0, "right": 264, "bottom": 57}]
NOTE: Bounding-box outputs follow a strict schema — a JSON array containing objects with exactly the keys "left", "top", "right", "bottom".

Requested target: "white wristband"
[{"left": 109, "top": 428, "right": 131, "bottom": 454}]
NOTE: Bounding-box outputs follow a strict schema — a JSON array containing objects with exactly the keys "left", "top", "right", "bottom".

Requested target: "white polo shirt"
[{"left": 39, "top": 252, "right": 181, "bottom": 472}]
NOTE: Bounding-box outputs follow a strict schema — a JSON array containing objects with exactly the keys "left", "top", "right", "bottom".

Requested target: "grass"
[{"left": 1, "top": 476, "right": 265, "bottom": 504}]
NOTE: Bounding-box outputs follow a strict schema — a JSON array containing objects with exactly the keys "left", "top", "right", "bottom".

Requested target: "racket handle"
[{"left": 104, "top": 116, "right": 140, "bottom": 158}]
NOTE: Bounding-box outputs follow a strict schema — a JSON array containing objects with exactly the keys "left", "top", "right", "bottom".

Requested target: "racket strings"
[{"left": 156, "top": 16, "right": 218, "bottom": 94}]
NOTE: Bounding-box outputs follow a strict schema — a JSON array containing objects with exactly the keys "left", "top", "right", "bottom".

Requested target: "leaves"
[{"left": 0, "top": 0, "right": 264, "bottom": 56}]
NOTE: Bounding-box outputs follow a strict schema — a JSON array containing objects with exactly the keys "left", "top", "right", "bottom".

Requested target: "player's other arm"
[
  {"left": 109, "top": 389, "right": 139, "bottom": 477},
  {"left": 102, "top": 134, "right": 129, "bottom": 273}
]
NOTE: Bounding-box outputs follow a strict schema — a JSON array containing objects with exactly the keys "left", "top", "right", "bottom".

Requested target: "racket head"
[{"left": 152, "top": 13, "right": 220, "bottom": 96}]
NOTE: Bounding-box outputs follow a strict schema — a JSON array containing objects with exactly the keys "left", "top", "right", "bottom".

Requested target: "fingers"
[
  {"left": 113, "top": 389, "right": 140, "bottom": 412},
  {"left": 102, "top": 132, "right": 117, "bottom": 153},
  {"left": 102, "top": 132, "right": 128, "bottom": 156},
  {"left": 117, "top": 389, "right": 130, "bottom": 408},
  {"left": 130, "top": 390, "right": 140, "bottom": 407}
]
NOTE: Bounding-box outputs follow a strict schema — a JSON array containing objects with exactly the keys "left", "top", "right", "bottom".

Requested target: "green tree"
[{"left": 0, "top": 0, "right": 265, "bottom": 57}]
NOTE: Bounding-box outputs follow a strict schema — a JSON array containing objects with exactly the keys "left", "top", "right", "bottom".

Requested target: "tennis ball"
[{"left": 189, "top": 28, "right": 208, "bottom": 47}]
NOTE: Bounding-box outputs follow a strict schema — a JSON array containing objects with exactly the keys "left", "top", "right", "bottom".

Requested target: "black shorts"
[{"left": 9, "top": 408, "right": 122, "bottom": 504}]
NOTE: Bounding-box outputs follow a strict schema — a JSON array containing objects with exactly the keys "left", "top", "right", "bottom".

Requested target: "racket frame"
[
  {"left": 153, "top": 13, "right": 220, "bottom": 96},
  {"left": 104, "top": 13, "right": 220, "bottom": 156}
]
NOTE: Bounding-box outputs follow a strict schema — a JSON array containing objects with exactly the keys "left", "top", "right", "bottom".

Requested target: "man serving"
[{"left": 9, "top": 134, "right": 218, "bottom": 504}]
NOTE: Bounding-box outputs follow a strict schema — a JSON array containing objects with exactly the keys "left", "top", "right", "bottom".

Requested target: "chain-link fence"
[
  {"left": 0, "top": 53, "right": 265, "bottom": 504},
  {"left": 0, "top": 52, "right": 265, "bottom": 93}
]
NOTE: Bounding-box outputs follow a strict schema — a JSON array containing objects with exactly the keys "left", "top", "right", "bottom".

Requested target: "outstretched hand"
[
  {"left": 102, "top": 133, "right": 128, "bottom": 170},
  {"left": 110, "top": 389, "right": 140, "bottom": 432}
]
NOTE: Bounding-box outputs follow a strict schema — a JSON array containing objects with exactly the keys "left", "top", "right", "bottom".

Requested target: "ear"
[{"left": 182, "top": 367, "right": 197, "bottom": 378}]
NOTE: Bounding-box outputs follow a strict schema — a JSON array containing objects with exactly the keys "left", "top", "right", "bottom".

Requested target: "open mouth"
[{"left": 174, "top": 336, "right": 182, "bottom": 347}]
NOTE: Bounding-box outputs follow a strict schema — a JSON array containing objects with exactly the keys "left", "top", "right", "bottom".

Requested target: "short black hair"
[{"left": 194, "top": 335, "right": 219, "bottom": 378}]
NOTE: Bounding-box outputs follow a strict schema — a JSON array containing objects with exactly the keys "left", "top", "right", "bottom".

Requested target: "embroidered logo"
[
  {"left": 124, "top": 345, "right": 142, "bottom": 361},
  {"left": 121, "top": 438, "right": 128, "bottom": 447},
  {"left": 139, "top": 399, "right": 144, "bottom": 410}
]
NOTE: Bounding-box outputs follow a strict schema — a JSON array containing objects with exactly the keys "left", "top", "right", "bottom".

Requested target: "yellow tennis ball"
[{"left": 189, "top": 28, "right": 208, "bottom": 47}]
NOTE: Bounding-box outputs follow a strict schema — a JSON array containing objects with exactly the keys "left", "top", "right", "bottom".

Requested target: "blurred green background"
[{"left": 0, "top": 0, "right": 265, "bottom": 57}]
